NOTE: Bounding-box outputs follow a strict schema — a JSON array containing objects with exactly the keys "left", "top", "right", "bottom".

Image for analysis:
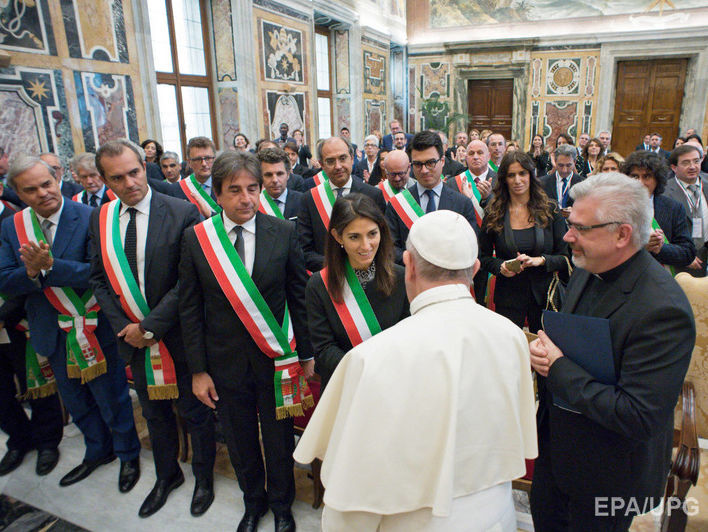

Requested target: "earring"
[{"left": 340, "top": 244, "right": 344, "bottom": 248}]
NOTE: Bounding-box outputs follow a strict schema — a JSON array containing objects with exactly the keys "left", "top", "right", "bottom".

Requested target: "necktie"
[
  {"left": 233, "top": 226, "right": 245, "bottom": 263},
  {"left": 474, "top": 177, "right": 480, "bottom": 185},
  {"left": 561, "top": 177, "right": 569, "bottom": 208},
  {"left": 124, "top": 208, "right": 139, "bottom": 283},
  {"left": 688, "top": 184, "right": 700, "bottom": 207},
  {"left": 41, "top": 219, "right": 53, "bottom": 248},
  {"left": 335, "top": 188, "right": 344, "bottom": 198},
  {"left": 424, "top": 189, "right": 436, "bottom": 213},
  {"left": 89, "top": 195, "right": 98, "bottom": 208}
]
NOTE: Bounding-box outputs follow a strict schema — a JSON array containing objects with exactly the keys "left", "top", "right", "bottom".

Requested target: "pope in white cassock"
[{"left": 294, "top": 210, "right": 538, "bottom": 531}]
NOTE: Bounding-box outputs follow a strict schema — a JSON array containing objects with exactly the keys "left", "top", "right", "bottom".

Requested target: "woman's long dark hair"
[
  {"left": 140, "top": 139, "right": 163, "bottom": 162},
  {"left": 323, "top": 193, "right": 395, "bottom": 302},
  {"left": 483, "top": 151, "right": 555, "bottom": 234}
]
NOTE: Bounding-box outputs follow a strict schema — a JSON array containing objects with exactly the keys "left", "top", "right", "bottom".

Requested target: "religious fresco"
[
  {"left": 0, "top": 66, "right": 73, "bottom": 160},
  {"left": 335, "top": 30, "right": 350, "bottom": 94},
  {"left": 211, "top": 0, "right": 237, "bottom": 81},
  {"left": 60, "top": 0, "right": 128, "bottom": 62},
  {"left": 74, "top": 71, "right": 138, "bottom": 153},
  {"left": 430, "top": 0, "right": 708, "bottom": 28},
  {"left": 363, "top": 50, "right": 386, "bottom": 96},
  {"left": 365, "top": 99, "right": 386, "bottom": 136},
  {"left": 0, "top": 0, "right": 56, "bottom": 55},
  {"left": 266, "top": 91, "right": 305, "bottom": 139},
  {"left": 219, "top": 87, "right": 240, "bottom": 149},
  {"left": 420, "top": 62, "right": 450, "bottom": 99},
  {"left": 261, "top": 20, "right": 304, "bottom": 83}
]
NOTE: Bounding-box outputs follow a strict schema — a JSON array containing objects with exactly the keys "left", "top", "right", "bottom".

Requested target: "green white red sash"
[
  {"left": 72, "top": 189, "right": 116, "bottom": 204},
  {"left": 488, "top": 161, "right": 498, "bottom": 172},
  {"left": 320, "top": 260, "right": 381, "bottom": 346},
  {"left": 377, "top": 180, "right": 397, "bottom": 203},
  {"left": 258, "top": 190, "right": 285, "bottom": 219},
  {"left": 652, "top": 217, "right": 676, "bottom": 276},
  {"left": 179, "top": 174, "right": 222, "bottom": 215},
  {"left": 193, "top": 215, "right": 313, "bottom": 419},
  {"left": 0, "top": 200, "right": 16, "bottom": 215},
  {"left": 312, "top": 171, "right": 328, "bottom": 186},
  {"left": 98, "top": 200, "right": 178, "bottom": 399},
  {"left": 389, "top": 188, "right": 425, "bottom": 229},
  {"left": 16, "top": 319, "right": 57, "bottom": 399},
  {"left": 13, "top": 208, "right": 107, "bottom": 383},
  {"left": 455, "top": 170, "right": 484, "bottom": 226},
  {"left": 310, "top": 180, "right": 337, "bottom": 229}
]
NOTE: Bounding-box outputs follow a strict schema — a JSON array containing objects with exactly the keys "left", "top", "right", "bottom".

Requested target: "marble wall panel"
[
  {"left": 211, "top": 0, "right": 237, "bottom": 81},
  {"left": 264, "top": 91, "right": 305, "bottom": 140},
  {"left": 260, "top": 20, "right": 304, "bottom": 84},
  {"left": 363, "top": 49, "right": 386, "bottom": 96},
  {"left": 219, "top": 86, "right": 240, "bottom": 148},
  {"left": 408, "top": 64, "right": 416, "bottom": 131},
  {"left": 420, "top": 62, "right": 449, "bottom": 98},
  {"left": 336, "top": 97, "right": 350, "bottom": 132},
  {"left": 365, "top": 99, "right": 385, "bottom": 136},
  {"left": 544, "top": 101, "right": 578, "bottom": 147},
  {"left": 61, "top": 0, "right": 128, "bottom": 62},
  {"left": 335, "top": 30, "right": 350, "bottom": 94},
  {"left": 0, "top": 0, "right": 56, "bottom": 55}
]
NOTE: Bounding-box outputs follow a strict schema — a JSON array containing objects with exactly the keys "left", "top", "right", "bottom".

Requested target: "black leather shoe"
[
  {"left": 0, "top": 449, "right": 26, "bottom": 476},
  {"left": 138, "top": 470, "right": 184, "bottom": 518},
  {"left": 59, "top": 453, "right": 116, "bottom": 486},
  {"left": 119, "top": 457, "right": 140, "bottom": 493},
  {"left": 190, "top": 478, "right": 214, "bottom": 516},
  {"left": 236, "top": 508, "right": 268, "bottom": 532},
  {"left": 36, "top": 448, "right": 59, "bottom": 476},
  {"left": 274, "top": 511, "right": 296, "bottom": 532}
]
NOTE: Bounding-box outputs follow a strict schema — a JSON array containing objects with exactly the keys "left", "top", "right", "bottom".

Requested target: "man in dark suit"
[
  {"left": 529, "top": 173, "right": 694, "bottom": 530},
  {"left": 649, "top": 132, "right": 670, "bottom": 160},
  {"left": 169, "top": 137, "right": 220, "bottom": 217},
  {"left": 635, "top": 134, "right": 651, "bottom": 151},
  {"left": 0, "top": 155, "right": 140, "bottom": 490},
  {"left": 539, "top": 144, "right": 584, "bottom": 211},
  {"left": 180, "top": 151, "right": 313, "bottom": 532},
  {"left": 297, "top": 137, "right": 385, "bottom": 271},
  {"left": 40, "top": 153, "right": 82, "bottom": 199},
  {"left": 381, "top": 120, "right": 413, "bottom": 151},
  {"left": 257, "top": 147, "right": 303, "bottom": 221},
  {"left": 71, "top": 153, "right": 114, "bottom": 206},
  {"left": 385, "top": 130, "right": 479, "bottom": 264},
  {"left": 89, "top": 140, "right": 216, "bottom": 518}
]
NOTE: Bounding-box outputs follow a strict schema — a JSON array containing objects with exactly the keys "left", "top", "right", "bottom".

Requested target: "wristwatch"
[{"left": 138, "top": 324, "right": 154, "bottom": 340}]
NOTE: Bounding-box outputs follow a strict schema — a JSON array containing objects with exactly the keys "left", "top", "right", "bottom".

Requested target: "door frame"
[{"left": 596, "top": 38, "right": 708, "bottom": 138}]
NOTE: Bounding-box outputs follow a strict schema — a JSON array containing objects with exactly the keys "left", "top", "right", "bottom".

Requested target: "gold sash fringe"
[
  {"left": 147, "top": 383, "right": 179, "bottom": 400},
  {"left": 275, "top": 394, "right": 315, "bottom": 420}
]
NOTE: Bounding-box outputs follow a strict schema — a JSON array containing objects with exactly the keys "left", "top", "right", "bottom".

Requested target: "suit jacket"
[
  {"left": 441, "top": 157, "right": 465, "bottom": 180},
  {"left": 539, "top": 172, "right": 584, "bottom": 208},
  {"left": 305, "top": 264, "right": 409, "bottom": 388},
  {"left": 282, "top": 189, "right": 303, "bottom": 220},
  {"left": 540, "top": 250, "right": 694, "bottom": 501},
  {"left": 1, "top": 187, "right": 24, "bottom": 209},
  {"left": 663, "top": 175, "right": 708, "bottom": 273},
  {"left": 381, "top": 133, "right": 413, "bottom": 151},
  {"left": 288, "top": 172, "right": 305, "bottom": 192},
  {"left": 445, "top": 169, "right": 498, "bottom": 208},
  {"left": 298, "top": 180, "right": 386, "bottom": 271},
  {"left": 635, "top": 143, "right": 650, "bottom": 151},
  {"left": 385, "top": 183, "right": 480, "bottom": 264},
  {"left": 79, "top": 187, "right": 112, "bottom": 207},
  {"left": 0, "top": 199, "right": 115, "bottom": 357},
  {"left": 353, "top": 157, "right": 376, "bottom": 180},
  {"left": 60, "top": 179, "right": 83, "bottom": 198},
  {"left": 479, "top": 208, "right": 569, "bottom": 308},
  {"left": 179, "top": 212, "right": 312, "bottom": 389},
  {"left": 529, "top": 152, "right": 552, "bottom": 178},
  {"left": 169, "top": 177, "right": 218, "bottom": 204},
  {"left": 652, "top": 194, "right": 696, "bottom": 268},
  {"left": 88, "top": 190, "right": 201, "bottom": 367}
]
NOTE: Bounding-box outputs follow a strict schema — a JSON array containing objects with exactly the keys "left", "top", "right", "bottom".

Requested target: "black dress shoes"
[
  {"left": 119, "top": 457, "right": 140, "bottom": 493},
  {"left": 59, "top": 453, "right": 116, "bottom": 486},
  {"left": 36, "top": 448, "right": 59, "bottom": 476},
  {"left": 138, "top": 470, "right": 184, "bottom": 518},
  {"left": 236, "top": 507, "right": 268, "bottom": 532},
  {"left": 190, "top": 478, "right": 214, "bottom": 516},
  {"left": 0, "top": 449, "right": 26, "bottom": 476},
  {"left": 274, "top": 511, "right": 296, "bottom": 532}
]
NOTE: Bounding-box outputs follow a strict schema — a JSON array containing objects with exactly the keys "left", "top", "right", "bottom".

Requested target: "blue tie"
[
  {"left": 561, "top": 178, "right": 569, "bottom": 208},
  {"left": 424, "top": 189, "right": 436, "bottom": 213}
]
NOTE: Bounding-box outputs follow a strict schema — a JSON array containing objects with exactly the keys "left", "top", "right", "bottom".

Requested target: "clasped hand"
[
  {"left": 645, "top": 229, "right": 664, "bottom": 254},
  {"left": 117, "top": 323, "right": 156, "bottom": 349},
  {"left": 529, "top": 330, "right": 564, "bottom": 377},
  {"left": 20, "top": 242, "right": 53, "bottom": 278},
  {"left": 499, "top": 252, "right": 544, "bottom": 277}
]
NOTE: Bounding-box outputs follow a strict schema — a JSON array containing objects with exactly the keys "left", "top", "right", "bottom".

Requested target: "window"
[
  {"left": 315, "top": 28, "right": 333, "bottom": 140},
  {"left": 147, "top": 0, "right": 217, "bottom": 160}
]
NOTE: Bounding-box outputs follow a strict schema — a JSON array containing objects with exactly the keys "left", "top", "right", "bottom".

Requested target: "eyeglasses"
[
  {"left": 189, "top": 156, "right": 215, "bottom": 164},
  {"left": 565, "top": 221, "right": 624, "bottom": 233},
  {"left": 411, "top": 158, "right": 441, "bottom": 170},
  {"left": 387, "top": 171, "right": 409, "bottom": 179}
]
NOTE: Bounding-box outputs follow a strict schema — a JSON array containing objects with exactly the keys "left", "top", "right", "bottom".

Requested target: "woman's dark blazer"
[
  {"left": 479, "top": 208, "right": 569, "bottom": 310},
  {"left": 305, "top": 263, "right": 409, "bottom": 387},
  {"left": 529, "top": 151, "right": 551, "bottom": 178}
]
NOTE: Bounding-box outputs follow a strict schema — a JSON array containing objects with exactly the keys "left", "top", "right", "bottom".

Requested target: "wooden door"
[
  {"left": 612, "top": 58, "right": 687, "bottom": 157},
  {"left": 467, "top": 79, "right": 513, "bottom": 140}
]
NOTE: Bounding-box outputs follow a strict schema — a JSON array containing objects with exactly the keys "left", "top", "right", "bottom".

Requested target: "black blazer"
[
  {"left": 298, "top": 181, "right": 386, "bottom": 272},
  {"left": 539, "top": 172, "right": 584, "bottom": 208},
  {"left": 282, "top": 189, "right": 303, "bottom": 220},
  {"left": 479, "top": 208, "right": 568, "bottom": 308},
  {"left": 540, "top": 250, "right": 694, "bottom": 502},
  {"left": 529, "top": 151, "right": 552, "bottom": 178},
  {"left": 80, "top": 187, "right": 112, "bottom": 207},
  {"left": 652, "top": 194, "right": 695, "bottom": 268},
  {"left": 384, "top": 183, "right": 479, "bottom": 264},
  {"left": 60, "top": 179, "right": 83, "bottom": 198},
  {"left": 445, "top": 169, "right": 498, "bottom": 208},
  {"left": 288, "top": 173, "right": 305, "bottom": 192},
  {"left": 305, "top": 264, "right": 409, "bottom": 388},
  {"left": 169, "top": 177, "right": 218, "bottom": 204},
  {"left": 89, "top": 190, "right": 201, "bottom": 367},
  {"left": 442, "top": 157, "right": 465, "bottom": 180},
  {"left": 179, "top": 212, "right": 312, "bottom": 389}
]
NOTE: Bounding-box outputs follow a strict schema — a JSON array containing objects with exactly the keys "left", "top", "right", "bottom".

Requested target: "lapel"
[
  {"left": 52, "top": 200, "right": 80, "bottom": 257},
  {"left": 666, "top": 178, "right": 691, "bottom": 214},
  {"left": 407, "top": 184, "right": 421, "bottom": 206},
  {"left": 251, "top": 212, "right": 276, "bottom": 286},
  {"left": 563, "top": 268, "right": 591, "bottom": 313},
  {"left": 502, "top": 210, "right": 517, "bottom": 254},
  {"left": 590, "top": 251, "right": 650, "bottom": 319},
  {"left": 145, "top": 192, "right": 167, "bottom": 281},
  {"left": 438, "top": 184, "right": 452, "bottom": 210}
]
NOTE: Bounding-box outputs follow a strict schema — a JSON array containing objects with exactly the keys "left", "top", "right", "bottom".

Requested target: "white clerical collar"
[
  {"left": 35, "top": 197, "right": 65, "bottom": 227},
  {"left": 120, "top": 187, "right": 152, "bottom": 216},
  {"left": 410, "top": 284, "right": 473, "bottom": 315},
  {"left": 223, "top": 211, "right": 257, "bottom": 235}
]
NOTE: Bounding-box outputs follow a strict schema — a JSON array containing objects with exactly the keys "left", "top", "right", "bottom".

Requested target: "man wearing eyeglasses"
[
  {"left": 529, "top": 172, "right": 694, "bottom": 531},
  {"left": 385, "top": 130, "right": 479, "bottom": 264},
  {"left": 540, "top": 144, "right": 584, "bottom": 218},
  {"left": 171, "top": 137, "right": 219, "bottom": 217},
  {"left": 40, "top": 153, "right": 83, "bottom": 199}
]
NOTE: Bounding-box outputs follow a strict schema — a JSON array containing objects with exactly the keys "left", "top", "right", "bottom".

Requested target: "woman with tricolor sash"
[
  {"left": 479, "top": 152, "right": 569, "bottom": 333},
  {"left": 623, "top": 151, "right": 695, "bottom": 273},
  {"left": 306, "top": 194, "right": 409, "bottom": 388}
]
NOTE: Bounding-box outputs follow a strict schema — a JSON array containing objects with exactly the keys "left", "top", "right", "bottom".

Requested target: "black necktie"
[
  {"left": 41, "top": 219, "right": 53, "bottom": 248},
  {"left": 233, "top": 226, "right": 245, "bottom": 263},
  {"left": 335, "top": 188, "right": 344, "bottom": 198},
  {"left": 424, "top": 189, "right": 436, "bottom": 213},
  {"left": 124, "top": 208, "right": 139, "bottom": 283},
  {"left": 561, "top": 177, "right": 569, "bottom": 208},
  {"left": 89, "top": 195, "right": 98, "bottom": 208}
]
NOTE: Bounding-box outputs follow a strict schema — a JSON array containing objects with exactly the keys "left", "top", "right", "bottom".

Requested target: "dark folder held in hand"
[{"left": 541, "top": 310, "right": 615, "bottom": 413}]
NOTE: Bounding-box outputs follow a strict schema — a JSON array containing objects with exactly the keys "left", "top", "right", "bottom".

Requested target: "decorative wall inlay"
[
  {"left": 365, "top": 99, "right": 385, "bottom": 136},
  {"left": 261, "top": 20, "right": 304, "bottom": 83},
  {"left": 420, "top": 62, "right": 449, "bottom": 99},
  {"left": 335, "top": 30, "right": 350, "bottom": 94},
  {"left": 544, "top": 101, "right": 578, "bottom": 145},
  {"left": 0, "top": 0, "right": 55, "bottom": 55},
  {"left": 363, "top": 50, "right": 386, "bottom": 95},
  {"left": 61, "top": 0, "right": 128, "bottom": 63},
  {"left": 584, "top": 56, "right": 596, "bottom": 97},
  {"left": 212, "top": 0, "right": 237, "bottom": 81},
  {"left": 531, "top": 58, "right": 542, "bottom": 98},
  {"left": 266, "top": 91, "right": 305, "bottom": 139},
  {"left": 408, "top": 64, "right": 416, "bottom": 131},
  {"left": 545, "top": 59, "right": 581, "bottom": 96},
  {"left": 218, "top": 87, "right": 240, "bottom": 148},
  {"left": 336, "top": 97, "right": 350, "bottom": 132}
]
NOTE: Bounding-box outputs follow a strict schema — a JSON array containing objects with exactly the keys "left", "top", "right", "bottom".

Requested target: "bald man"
[{"left": 379, "top": 150, "right": 414, "bottom": 203}]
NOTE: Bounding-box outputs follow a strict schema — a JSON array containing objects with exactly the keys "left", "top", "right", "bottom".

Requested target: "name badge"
[{"left": 692, "top": 217, "right": 703, "bottom": 239}]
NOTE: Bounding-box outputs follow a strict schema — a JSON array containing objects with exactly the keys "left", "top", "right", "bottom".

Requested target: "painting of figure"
[
  {"left": 266, "top": 92, "right": 305, "bottom": 140},
  {"left": 261, "top": 20, "right": 303, "bottom": 83}
]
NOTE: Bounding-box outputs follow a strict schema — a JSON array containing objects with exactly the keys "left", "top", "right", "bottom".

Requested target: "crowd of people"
[{"left": 0, "top": 118, "right": 703, "bottom": 531}]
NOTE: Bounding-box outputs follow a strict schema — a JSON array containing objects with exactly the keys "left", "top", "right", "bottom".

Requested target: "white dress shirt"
[
  {"left": 416, "top": 181, "right": 444, "bottom": 211},
  {"left": 198, "top": 176, "right": 213, "bottom": 196},
  {"left": 89, "top": 184, "right": 106, "bottom": 205},
  {"left": 330, "top": 176, "right": 353, "bottom": 198},
  {"left": 470, "top": 168, "right": 489, "bottom": 181},
  {"left": 273, "top": 188, "right": 288, "bottom": 211},
  {"left": 35, "top": 198, "right": 65, "bottom": 246},
  {"left": 118, "top": 188, "right": 152, "bottom": 295},
  {"left": 222, "top": 212, "right": 256, "bottom": 274}
]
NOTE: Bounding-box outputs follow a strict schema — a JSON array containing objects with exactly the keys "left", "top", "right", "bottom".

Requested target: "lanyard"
[{"left": 677, "top": 178, "right": 702, "bottom": 214}]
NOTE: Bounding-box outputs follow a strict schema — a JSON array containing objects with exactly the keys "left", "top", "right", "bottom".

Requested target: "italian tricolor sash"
[
  {"left": 13, "top": 208, "right": 107, "bottom": 383},
  {"left": 455, "top": 170, "right": 484, "bottom": 226},
  {"left": 193, "top": 215, "right": 313, "bottom": 419},
  {"left": 311, "top": 180, "right": 337, "bottom": 229},
  {"left": 98, "top": 200, "right": 178, "bottom": 399},
  {"left": 179, "top": 174, "right": 222, "bottom": 215},
  {"left": 652, "top": 218, "right": 676, "bottom": 276},
  {"left": 71, "top": 189, "right": 117, "bottom": 204},
  {"left": 258, "top": 190, "right": 285, "bottom": 219},
  {"left": 389, "top": 188, "right": 425, "bottom": 229},
  {"left": 0, "top": 200, "right": 16, "bottom": 215},
  {"left": 377, "top": 180, "right": 397, "bottom": 203},
  {"left": 488, "top": 161, "right": 498, "bottom": 172},
  {"left": 320, "top": 261, "right": 381, "bottom": 346},
  {"left": 312, "top": 171, "right": 329, "bottom": 186},
  {"left": 16, "top": 319, "right": 57, "bottom": 400}
]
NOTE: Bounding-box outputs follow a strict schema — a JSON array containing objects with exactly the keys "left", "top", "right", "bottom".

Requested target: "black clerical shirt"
[{"left": 573, "top": 251, "right": 642, "bottom": 317}]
